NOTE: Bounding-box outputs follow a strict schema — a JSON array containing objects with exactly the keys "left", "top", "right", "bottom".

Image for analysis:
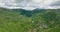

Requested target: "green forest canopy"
[{"left": 0, "top": 8, "right": 60, "bottom": 32}]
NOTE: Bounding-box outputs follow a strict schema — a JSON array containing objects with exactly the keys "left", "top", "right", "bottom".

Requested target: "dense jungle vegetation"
[{"left": 0, "top": 8, "right": 60, "bottom": 32}]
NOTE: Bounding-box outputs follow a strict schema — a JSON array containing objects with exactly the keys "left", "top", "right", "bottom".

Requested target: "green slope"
[
  {"left": 32, "top": 9, "right": 60, "bottom": 32},
  {"left": 0, "top": 8, "right": 32, "bottom": 32},
  {"left": 0, "top": 8, "right": 60, "bottom": 32}
]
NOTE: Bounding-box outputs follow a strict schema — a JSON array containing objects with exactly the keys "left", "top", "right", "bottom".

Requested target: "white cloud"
[{"left": 0, "top": 0, "right": 60, "bottom": 10}]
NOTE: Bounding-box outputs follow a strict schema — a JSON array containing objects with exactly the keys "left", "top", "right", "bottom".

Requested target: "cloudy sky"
[{"left": 0, "top": 0, "right": 60, "bottom": 10}]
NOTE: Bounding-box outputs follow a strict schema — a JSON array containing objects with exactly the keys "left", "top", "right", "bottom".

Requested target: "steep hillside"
[
  {"left": 0, "top": 8, "right": 60, "bottom": 32},
  {"left": 32, "top": 9, "right": 60, "bottom": 32},
  {"left": 0, "top": 8, "right": 32, "bottom": 32}
]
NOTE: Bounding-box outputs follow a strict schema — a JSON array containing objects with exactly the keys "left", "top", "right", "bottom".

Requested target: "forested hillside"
[{"left": 0, "top": 8, "right": 60, "bottom": 32}]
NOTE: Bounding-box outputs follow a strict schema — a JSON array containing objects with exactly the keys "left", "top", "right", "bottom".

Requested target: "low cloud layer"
[
  {"left": 50, "top": 1, "right": 60, "bottom": 6},
  {"left": 0, "top": 0, "right": 60, "bottom": 10}
]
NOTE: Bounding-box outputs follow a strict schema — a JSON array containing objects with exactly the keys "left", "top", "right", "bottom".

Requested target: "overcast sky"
[{"left": 0, "top": 0, "right": 60, "bottom": 10}]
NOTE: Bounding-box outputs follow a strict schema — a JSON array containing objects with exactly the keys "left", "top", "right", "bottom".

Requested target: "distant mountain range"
[{"left": 0, "top": 7, "right": 60, "bottom": 17}]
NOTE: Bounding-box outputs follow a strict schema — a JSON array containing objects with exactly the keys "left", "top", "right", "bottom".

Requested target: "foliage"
[{"left": 0, "top": 8, "right": 60, "bottom": 32}]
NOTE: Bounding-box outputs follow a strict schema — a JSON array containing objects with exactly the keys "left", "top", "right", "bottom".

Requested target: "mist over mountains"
[{"left": 0, "top": 7, "right": 60, "bottom": 17}]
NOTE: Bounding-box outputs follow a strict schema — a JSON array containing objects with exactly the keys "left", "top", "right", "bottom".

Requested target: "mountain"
[{"left": 0, "top": 7, "right": 60, "bottom": 32}]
